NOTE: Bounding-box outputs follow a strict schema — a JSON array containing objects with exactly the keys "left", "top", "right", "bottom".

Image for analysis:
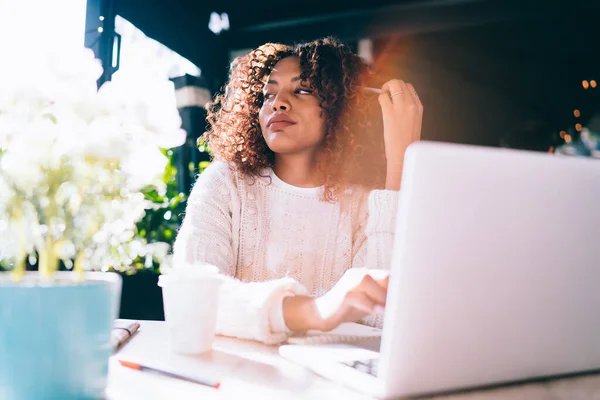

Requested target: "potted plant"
[
  {"left": 116, "top": 150, "right": 187, "bottom": 321},
  {"left": 0, "top": 48, "right": 185, "bottom": 399},
  {"left": 116, "top": 145, "right": 211, "bottom": 322}
]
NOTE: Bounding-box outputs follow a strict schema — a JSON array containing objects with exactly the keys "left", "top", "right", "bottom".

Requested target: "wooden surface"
[{"left": 106, "top": 321, "right": 600, "bottom": 399}]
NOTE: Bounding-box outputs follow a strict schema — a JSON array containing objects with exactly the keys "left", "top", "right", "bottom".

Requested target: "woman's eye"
[
  {"left": 263, "top": 88, "right": 312, "bottom": 100},
  {"left": 296, "top": 88, "right": 313, "bottom": 95}
]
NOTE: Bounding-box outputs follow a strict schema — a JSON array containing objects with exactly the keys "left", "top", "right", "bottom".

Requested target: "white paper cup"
[{"left": 158, "top": 264, "right": 224, "bottom": 354}]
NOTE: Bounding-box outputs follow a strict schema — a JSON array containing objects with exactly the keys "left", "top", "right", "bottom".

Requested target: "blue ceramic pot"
[{"left": 0, "top": 272, "right": 121, "bottom": 400}]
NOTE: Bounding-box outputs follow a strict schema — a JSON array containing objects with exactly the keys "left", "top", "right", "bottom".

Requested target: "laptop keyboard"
[{"left": 341, "top": 358, "right": 379, "bottom": 377}]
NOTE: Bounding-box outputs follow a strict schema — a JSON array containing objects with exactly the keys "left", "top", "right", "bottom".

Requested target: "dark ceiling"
[
  {"left": 109, "top": 0, "right": 599, "bottom": 148},
  {"left": 115, "top": 0, "right": 566, "bottom": 79}
]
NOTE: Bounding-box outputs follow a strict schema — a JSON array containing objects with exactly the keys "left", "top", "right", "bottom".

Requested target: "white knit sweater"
[{"left": 172, "top": 161, "right": 399, "bottom": 344}]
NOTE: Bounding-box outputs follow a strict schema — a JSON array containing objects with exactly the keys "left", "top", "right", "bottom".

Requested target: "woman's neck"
[{"left": 273, "top": 153, "right": 325, "bottom": 188}]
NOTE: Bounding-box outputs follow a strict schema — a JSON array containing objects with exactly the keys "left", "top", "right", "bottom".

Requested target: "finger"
[
  {"left": 381, "top": 79, "right": 407, "bottom": 104},
  {"left": 386, "top": 79, "right": 415, "bottom": 108},
  {"left": 406, "top": 83, "right": 423, "bottom": 142},
  {"left": 381, "top": 79, "right": 399, "bottom": 94},
  {"left": 363, "top": 268, "right": 390, "bottom": 281},
  {"left": 345, "top": 291, "right": 377, "bottom": 314},
  {"left": 398, "top": 80, "right": 414, "bottom": 106},
  {"left": 377, "top": 92, "right": 394, "bottom": 126},
  {"left": 406, "top": 83, "right": 422, "bottom": 111},
  {"left": 358, "top": 274, "right": 388, "bottom": 305},
  {"left": 378, "top": 276, "right": 390, "bottom": 290},
  {"left": 359, "top": 269, "right": 390, "bottom": 289}
]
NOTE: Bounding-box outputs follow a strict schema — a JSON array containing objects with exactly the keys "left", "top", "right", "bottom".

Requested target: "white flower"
[
  {"left": 98, "top": 77, "right": 186, "bottom": 149},
  {"left": 0, "top": 46, "right": 185, "bottom": 273},
  {"left": 0, "top": 219, "right": 17, "bottom": 261},
  {"left": 121, "top": 146, "right": 169, "bottom": 190},
  {"left": 84, "top": 115, "right": 134, "bottom": 160},
  {"left": 146, "top": 242, "right": 171, "bottom": 262}
]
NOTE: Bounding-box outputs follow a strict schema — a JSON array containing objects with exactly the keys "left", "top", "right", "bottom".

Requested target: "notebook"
[{"left": 286, "top": 322, "right": 381, "bottom": 345}]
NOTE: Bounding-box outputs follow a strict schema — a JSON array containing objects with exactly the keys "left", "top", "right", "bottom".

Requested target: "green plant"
[
  {"left": 0, "top": 151, "right": 191, "bottom": 276},
  {"left": 121, "top": 149, "right": 189, "bottom": 274},
  {"left": 0, "top": 48, "right": 186, "bottom": 282}
]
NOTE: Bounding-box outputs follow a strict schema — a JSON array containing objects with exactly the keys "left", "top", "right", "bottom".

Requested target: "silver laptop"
[{"left": 279, "top": 141, "right": 600, "bottom": 398}]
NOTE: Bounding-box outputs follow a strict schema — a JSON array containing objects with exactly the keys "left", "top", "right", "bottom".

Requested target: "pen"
[
  {"left": 118, "top": 359, "right": 221, "bottom": 389},
  {"left": 362, "top": 87, "right": 383, "bottom": 94}
]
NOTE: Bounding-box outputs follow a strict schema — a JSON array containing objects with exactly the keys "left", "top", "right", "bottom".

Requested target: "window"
[{"left": 112, "top": 16, "right": 200, "bottom": 82}]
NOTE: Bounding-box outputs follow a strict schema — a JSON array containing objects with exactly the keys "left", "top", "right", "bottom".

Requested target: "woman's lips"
[{"left": 269, "top": 121, "right": 296, "bottom": 130}]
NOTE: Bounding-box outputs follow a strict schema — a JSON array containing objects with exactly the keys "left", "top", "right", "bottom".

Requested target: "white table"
[{"left": 106, "top": 321, "right": 600, "bottom": 399}]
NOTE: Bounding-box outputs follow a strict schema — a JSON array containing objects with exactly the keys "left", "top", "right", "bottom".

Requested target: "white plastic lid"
[{"left": 157, "top": 263, "right": 222, "bottom": 287}]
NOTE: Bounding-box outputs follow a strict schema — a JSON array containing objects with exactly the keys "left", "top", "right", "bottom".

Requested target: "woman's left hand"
[{"left": 378, "top": 79, "right": 423, "bottom": 190}]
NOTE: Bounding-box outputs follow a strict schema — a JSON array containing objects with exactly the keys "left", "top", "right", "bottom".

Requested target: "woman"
[{"left": 172, "top": 37, "right": 423, "bottom": 344}]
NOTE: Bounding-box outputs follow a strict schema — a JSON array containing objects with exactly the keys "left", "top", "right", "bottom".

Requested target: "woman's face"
[{"left": 259, "top": 56, "right": 326, "bottom": 157}]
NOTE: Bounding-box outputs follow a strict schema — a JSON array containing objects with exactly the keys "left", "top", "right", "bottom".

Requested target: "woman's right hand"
[
  {"left": 283, "top": 269, "right": 389, "bottom": 332},
  {"left": 378, "top": 79, "right": 423, "bottom": 190}
]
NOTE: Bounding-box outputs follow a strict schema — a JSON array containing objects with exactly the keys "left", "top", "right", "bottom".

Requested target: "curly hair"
[{"left": 203, "top": 37, "right": 386, "bottom": 202}]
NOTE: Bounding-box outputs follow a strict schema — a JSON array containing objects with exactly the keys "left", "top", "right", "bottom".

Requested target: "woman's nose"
[{"left": 272, "top": 92, "right": 291, "bottom": 111}]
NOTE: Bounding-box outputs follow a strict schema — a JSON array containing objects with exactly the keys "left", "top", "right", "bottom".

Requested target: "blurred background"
[{"left": 1, "top": 0, "right": 597, "bottom": 319}]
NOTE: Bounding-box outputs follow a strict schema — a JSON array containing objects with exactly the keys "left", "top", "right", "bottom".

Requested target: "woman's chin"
[
  {"left": 264, "top": 135, "right": 298, "bottom": 154},
  {"left": 266, "top": 142, "right": 300, "bottom": 155}
]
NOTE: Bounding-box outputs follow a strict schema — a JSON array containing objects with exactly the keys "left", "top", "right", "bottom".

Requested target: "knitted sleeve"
[
  {"left": 351, "top": 189, "right": 400, "bottom": 328},
  {"left": 172, "top": 162, "right": 306, "bottom": 344}
]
